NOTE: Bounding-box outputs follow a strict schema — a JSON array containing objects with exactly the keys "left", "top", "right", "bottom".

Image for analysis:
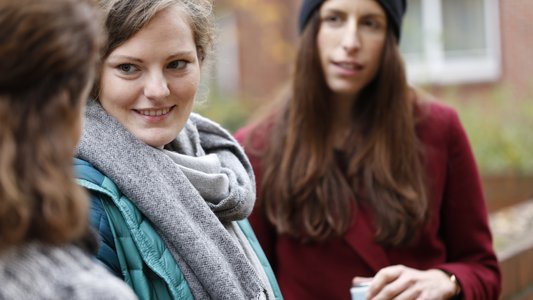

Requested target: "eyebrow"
[
  {"left": 167, "top": 51, "right": 197, "bottom": 60},
  {"left": 108, "top": 51, "right": 197, "bottom": 63},
  {"left": 107, "top": 55, "right": 143, "bottom": 63},
  {"left": 364, "top": 13, "right": 386, "bottom": 19}
]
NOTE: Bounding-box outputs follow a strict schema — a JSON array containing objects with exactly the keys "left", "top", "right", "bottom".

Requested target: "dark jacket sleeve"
[
  {"left": 89, "top": 192, "right": 122, "bottom": 278},
  {"left": 434, "top": 106, "right": 501, "bottom": 299}
]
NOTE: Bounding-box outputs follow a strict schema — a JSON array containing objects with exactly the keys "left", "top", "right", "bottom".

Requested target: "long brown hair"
[
  {"left": 0, "top": 0, "right": 103, "bottom": 251},
  {"left": 254, "top": 10, "right": 428, "bottom": 246}
]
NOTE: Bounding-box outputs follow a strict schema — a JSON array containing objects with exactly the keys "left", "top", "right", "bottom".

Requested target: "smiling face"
[
  {"left": 99, "top": 5, "right": 200, "bottom": 148},
  {"left": 317, "top": 0, "right": 387, "bottom": 101}
]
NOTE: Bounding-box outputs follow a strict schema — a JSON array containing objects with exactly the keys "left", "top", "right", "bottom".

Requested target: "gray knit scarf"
[
  {"left": 75, "top": 100, "right": 264, "bottom": 300},
  {"left": 0, "top": 243, "right": 137, "bottom": 300}
]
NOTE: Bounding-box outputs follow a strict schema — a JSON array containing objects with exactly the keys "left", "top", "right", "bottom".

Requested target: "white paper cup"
[{"left": 350, "top": 282, "right": 370, "bottom": 300}]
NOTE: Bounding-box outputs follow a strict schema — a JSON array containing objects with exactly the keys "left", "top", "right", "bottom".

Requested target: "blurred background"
[{"left": 195, "top": 1, "right": 533, "bottom": 298}]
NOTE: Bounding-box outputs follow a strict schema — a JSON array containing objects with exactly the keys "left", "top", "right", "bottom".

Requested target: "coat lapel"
[{"left": 344, "top": 206, "right": 390, "bottom": 273}]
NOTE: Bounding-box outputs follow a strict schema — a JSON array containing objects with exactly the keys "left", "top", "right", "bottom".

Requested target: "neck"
[{"left": 331, "top": 93, "right": 357, "bottom": 148}]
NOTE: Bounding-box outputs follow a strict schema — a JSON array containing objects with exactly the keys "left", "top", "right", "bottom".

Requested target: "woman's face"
[
  {"left": 99, "top": 5, "right": 200, "bottom": 148},
  {"left": 317, "top": 0, "right": 387, "bottom": 100}
]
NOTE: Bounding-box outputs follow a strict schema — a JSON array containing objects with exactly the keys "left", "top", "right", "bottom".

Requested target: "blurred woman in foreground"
[{"left": 0, "top": 0, "right": 136, "bottom": 299}]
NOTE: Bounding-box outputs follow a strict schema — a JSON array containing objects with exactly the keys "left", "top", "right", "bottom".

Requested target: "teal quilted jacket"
[{"left": 74, "top": 158, "right": 282, "bottom": 300}]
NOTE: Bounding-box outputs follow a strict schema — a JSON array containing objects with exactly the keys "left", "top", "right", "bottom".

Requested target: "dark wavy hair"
[
  {"left": 251, "top": 10, "right": 428, "bottom": 246},
  {"left": 0, "top": 0, "right": 103, "bottom": 250}
]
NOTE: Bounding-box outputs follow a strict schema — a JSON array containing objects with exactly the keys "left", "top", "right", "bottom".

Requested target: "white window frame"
[
  {"left": 402, "top": 0, "right": 501, "bottom": 85},
  {"left": 213, "top": 11, "right": 240, "bottom": 97}
]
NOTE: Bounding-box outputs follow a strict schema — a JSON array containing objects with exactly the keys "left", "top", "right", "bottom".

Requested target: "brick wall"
[
  {"left": 500, "top": 248, "right": 533, "bottom": 300},
  {"left": 215, "top": 0, "right": 300, "bottom": 102},
  {"left": 499, "top": 0, "right": 533, "bottom": 95},
  {"left": 491, "top": 199, "right": 533, "bottom": 300}
]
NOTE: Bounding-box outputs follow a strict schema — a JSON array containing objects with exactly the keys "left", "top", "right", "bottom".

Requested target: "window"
[
  {"left": 400, "top": 0, "right": 501, "bottom": 85},
  {"left": 211, "top": 12, "right": 240, "bottom": 97}
]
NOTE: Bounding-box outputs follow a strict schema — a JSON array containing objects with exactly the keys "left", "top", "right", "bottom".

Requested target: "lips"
[
  {"left": 134, "top": 105, "right": 175, "bottom": 117},
  {"left": 332, "top": 61, "right": 363, "bottom": 71}
]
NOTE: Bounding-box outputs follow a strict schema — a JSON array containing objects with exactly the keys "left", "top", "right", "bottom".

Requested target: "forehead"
[
  {"left": 138, "top": 5, "right": 192, "bottom": 40},
  {"left": 109, "top": 5, "right": 195, "bottom": 56},
  {"left": 320, "top": 0, "right": 385, "bottom": 16}
]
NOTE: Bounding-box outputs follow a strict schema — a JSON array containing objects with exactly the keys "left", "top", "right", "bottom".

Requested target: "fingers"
[
  {"left": 352, "top": 276, "right": 373, "bottom": 285},
  {"left": 367, "top": 265, "right": 405, "bottom": 299},
  {"left": 390, "top": 283, "right": 421, "bottom": 300},
  {"left": 365, "top": 266, "right": 456, "bottom": 300}
]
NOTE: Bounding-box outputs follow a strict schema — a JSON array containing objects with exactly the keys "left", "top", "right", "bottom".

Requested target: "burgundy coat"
[{"left": 235, "top": 100, "right": 501, "bottom": 300}]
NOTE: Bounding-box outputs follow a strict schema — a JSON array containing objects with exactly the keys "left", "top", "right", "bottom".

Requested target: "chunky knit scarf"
[
  {"left": 75, "top": 100, "right": 265, "bottom": 299},
  {"left": 0, "top": 243, "right": 137, "bottom": 300}
]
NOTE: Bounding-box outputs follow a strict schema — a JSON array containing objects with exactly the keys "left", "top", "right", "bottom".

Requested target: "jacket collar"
[{"left": 344, "top": 205, "right": 391, "bottom": 273}]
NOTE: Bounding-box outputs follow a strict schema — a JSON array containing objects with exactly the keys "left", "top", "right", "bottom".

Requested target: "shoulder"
[
  {"left": 74, "top": 158, "right": 121, "bottom": 199},
  {"left": 234, "top": 115, "right": 276, "bottom": 152},
  {"left": 73, "top": 158, "right": 112, "bottom": 227},
  {"left": 60, "top": 246, "right": 137, "bottom": 300},
  {"left": 234, "top": 124, "right": 254, "bottom": 145},
  {"left": 415, "top": 95, "right": 464, "bottom": 146},
  {"left": 0, "top": 243, "right": 136, "bottom": 300},
  {"left": 416, "top": 95, "right": 460, "bottom": 128},
  {"left": 74, "top": 158, "right": 107, "bottom": 187},
  {"left": 74, "top": 158, "right": 122, "bottom": 277}
]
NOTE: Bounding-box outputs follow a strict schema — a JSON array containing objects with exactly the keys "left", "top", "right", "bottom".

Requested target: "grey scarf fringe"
[{"left": 75, "top": 100, "right": 263, "bottom": 299}]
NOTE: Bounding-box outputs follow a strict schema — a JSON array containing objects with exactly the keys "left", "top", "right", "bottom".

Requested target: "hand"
[{"left": 352, "top": 265, "right": 457, "bottom": 300}]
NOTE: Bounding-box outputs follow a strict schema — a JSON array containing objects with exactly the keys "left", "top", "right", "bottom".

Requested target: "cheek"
[
  {"left": 368, "top": 40, "right": 386, "bottom": 71},
  {"left": 317, "top": 33, "right": 330, "bottom": 72},
  {"left": 171, "top": 72, "right": 200, "bottom": 106},
  {"left": 99, "top": 71, "right": 136, "bottom": 109}
]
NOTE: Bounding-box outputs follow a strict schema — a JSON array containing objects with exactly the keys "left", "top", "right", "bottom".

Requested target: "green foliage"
[
  {"left": 443, "top": 85, "right": 533, "bottom": 175},
  {"left": 193, "top": 95, "right": 253, "bottom": 134},
  {"left": 196, "top": 84, "right": 533, "bottom": 176}
]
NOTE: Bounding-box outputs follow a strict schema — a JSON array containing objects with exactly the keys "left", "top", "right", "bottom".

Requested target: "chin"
[
  {"left": 136, "top": 126, "right": 184, "bottom": 149},
  {"left": 329, "top": 83, "right": 362, "bottom": 96},
  {"left": 141, "top": 135, "right": 174, "bottom": 149}
]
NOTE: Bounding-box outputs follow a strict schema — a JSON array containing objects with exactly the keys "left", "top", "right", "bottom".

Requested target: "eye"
[
  {"left": 167, "top": 60, "right": 188, "bottom": 70},
  {"left": 117, "top": 64, "right": 139, "bottom": 74},
  {"left": 322, "top": 14, "right": 343, "bottom": 26},
  {"left": 361, "top": 18, "right": 382, "bottom": 30}
]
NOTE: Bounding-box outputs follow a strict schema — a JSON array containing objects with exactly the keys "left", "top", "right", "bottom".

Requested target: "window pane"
[
  {"left": 400, "top": 0, "right": 424, "bottom": 60},
  {"left": 442, "top": 0, "right": 487, "bottom": 59},
  {"left": 212, "top": 13, "right": 239, "bottom": 97}
]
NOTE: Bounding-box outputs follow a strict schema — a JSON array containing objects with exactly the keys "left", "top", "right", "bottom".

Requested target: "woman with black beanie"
[{"left": 235, "top": 0, "right": 501, "bottom": 299}]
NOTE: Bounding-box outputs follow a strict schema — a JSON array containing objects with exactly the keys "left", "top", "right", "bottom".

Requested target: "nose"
[
  {"left": 144, "top": 72, "right": 170, "bottom": 100},
  {"left": 341, "top": 20, "right": 361, "bottom": 53}
]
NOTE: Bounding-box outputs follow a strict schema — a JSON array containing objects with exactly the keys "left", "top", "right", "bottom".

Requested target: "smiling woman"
[
  {"left": 74, "top": 0, "right": 281, "bottom": 299},
  {"left": 99, "top": 5, "right": 199, "bottom": 148}
]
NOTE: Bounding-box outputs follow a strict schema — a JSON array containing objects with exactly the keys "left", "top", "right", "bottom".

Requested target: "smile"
[{"left": 135, "top": 106, "right": 175, "bottom": 117}]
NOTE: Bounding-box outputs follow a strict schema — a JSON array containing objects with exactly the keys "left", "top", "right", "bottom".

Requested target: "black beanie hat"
[{"left": 298, "top": 0, "right": 407, "bottom": 41}]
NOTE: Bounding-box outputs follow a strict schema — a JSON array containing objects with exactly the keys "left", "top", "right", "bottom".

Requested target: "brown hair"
[
  {"left": 253, "top": 11, "right": 428, "bottom": 246},
  {"left": 0, "top": 0, "right": 103, "bottom": 250},
  {"left": 91, "top": 0, "right": 215, "bottom": 99}
]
